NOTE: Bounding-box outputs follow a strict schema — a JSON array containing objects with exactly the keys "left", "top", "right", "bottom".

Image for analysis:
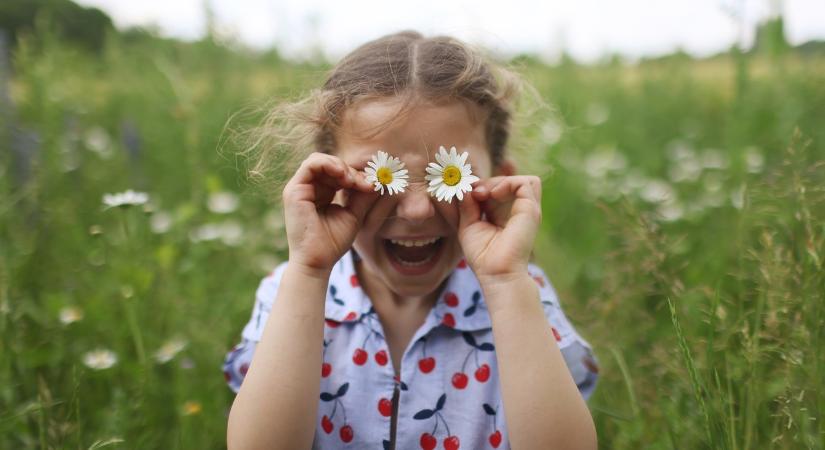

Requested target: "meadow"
[{"left": 1, "top": 30, "right": 823, "bottom": 449}]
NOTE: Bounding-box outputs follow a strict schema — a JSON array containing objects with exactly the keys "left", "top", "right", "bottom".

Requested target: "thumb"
[
  {"left": 458, "top": 189, "right": 482, "bottom": 231},
  {"left": 347, "top": 189, "right": 377, "bottom": 226}
]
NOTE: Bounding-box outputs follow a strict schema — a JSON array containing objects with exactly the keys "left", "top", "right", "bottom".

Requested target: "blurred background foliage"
[{"left": 1, "top": 1, "right": 824, "bottom": 449}]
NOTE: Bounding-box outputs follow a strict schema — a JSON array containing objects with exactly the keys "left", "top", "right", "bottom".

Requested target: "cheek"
[{"left": 436, "top": 203, "right": 460, "bottom": 230}]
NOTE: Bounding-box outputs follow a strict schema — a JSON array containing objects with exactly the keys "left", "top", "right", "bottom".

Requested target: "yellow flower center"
[
  {"left": 442, "top": 166, "right": 461, "bottom": 186},
  {"left": 377, "top": 167, "right": 394, "bottom": 185}
]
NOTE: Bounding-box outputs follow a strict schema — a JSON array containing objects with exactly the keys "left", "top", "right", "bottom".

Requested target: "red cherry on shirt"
[
  {"left": 321, "top": 362, "right": 332, "bottom": 377},
  {"left": 551, "top": 327, "right": 561, "bottom": 342},
  {"left": 344, "top": 311, "right": 358, "bottom": 321},
  {"left": 489, "top": 430, "right": 502, "bottom": 448},
  {"left": 350, "top": 274, "right": 359, "bottom": 287},
  {"left": 353, "top": 348, "right": 368, "bottom": 365},
  {"left": 223, "top": 370, "right": 231, "bottom": 383},
  {"left": 321, "top": 415, "right": 334, "bottom": 434},
  {"left": 442, "top": 313, "right": 456, "bottom": 328},
  {"left": 378, "top": 397, "right": 392, "bottom": 417},
  {"left": 325, "top": 319, "right": 341, "bottom": 328},
  {"left": 457, "top": 259, "right": 467, "bottom": 268},
  {"left": 339, "top": 424, "right": 354, "bottom": 443},
  {"left": 418, "top": 357, "right": 435, "bottom": 373},
  {"left": 374, "top": 350, "right": 389, "bottom": 366},
  {"left": 474, "top": 364, "right": 490, "bottom": 382},
  {"left": 444, "top": 435, "right": 460, "bottom": 450},
  {"left": 239, "top": 363, "right": 249, "bottom": 376},
  {"left": 532, "top": 275, "right": 545, "bottom": 287},
  {"left": 419, "top": 432, "right": 437, "bottom": 450},
  {"left": 452, "top": 372, "right": 468, "bottom": 389},
  {"left": 444, "top": 292, "right": 459, "bottom": 307}
]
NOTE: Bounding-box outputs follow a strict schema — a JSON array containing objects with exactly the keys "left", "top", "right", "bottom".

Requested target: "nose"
[{"left": 395, "top": 184, "right": 435, "bottom": 224}]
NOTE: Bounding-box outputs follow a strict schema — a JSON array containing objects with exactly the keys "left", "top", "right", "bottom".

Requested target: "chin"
[{"left": 355, "top": 237, "right": 461, "bottom": 298}]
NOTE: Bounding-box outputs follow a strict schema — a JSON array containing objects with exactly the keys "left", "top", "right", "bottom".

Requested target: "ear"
[{"left": 493, "top": 158, "right": 516, "bottom": 177}]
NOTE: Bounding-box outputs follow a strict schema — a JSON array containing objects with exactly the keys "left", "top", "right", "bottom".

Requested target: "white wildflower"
[
  {"left": 425, "top": 146, "right": 480, "bottom": 203},
  {"left": 207, "top": 191, "right": 239, "bottom": 214},
  {"left": 59, "top": 306, "right": 84, "bottom": 325},
  {"left": 102, "top": 190, "right": 149, "bottom": 209},
  {"left": 364, "top": 151, "right": 408, "bottom": 195},
  {"left": 153, "top": 337, "right": 188, "bottom": 364},
  {"left": 585, "top": 102, "right": 610, "bottom": 126},
  {"left": 83, "top": 349, "right": 118, "bottom": 370},
  {"left": 639, "top": 180, "right": 674, "bottom": 203},
  {"left": 150, "top": 211, "right": 173, "bottom": 234}
]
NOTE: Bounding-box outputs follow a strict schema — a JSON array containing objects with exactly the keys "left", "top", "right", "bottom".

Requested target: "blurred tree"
[{"left": 0, "top": 0, "right": 113, "bottom": 52}]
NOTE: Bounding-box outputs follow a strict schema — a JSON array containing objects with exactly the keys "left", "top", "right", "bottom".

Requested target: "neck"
[{"left": 355, "top": 260, "right": 440, "bottom": 318}]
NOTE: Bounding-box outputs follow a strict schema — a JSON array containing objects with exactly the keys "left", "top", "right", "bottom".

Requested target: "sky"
[{"left": 74, "top": 0, "right": 825, "bottom": 63}]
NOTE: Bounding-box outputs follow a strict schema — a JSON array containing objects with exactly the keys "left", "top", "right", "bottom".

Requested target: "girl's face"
[{"left": 335, "top": 98, "right": 495, "bottom": 300}]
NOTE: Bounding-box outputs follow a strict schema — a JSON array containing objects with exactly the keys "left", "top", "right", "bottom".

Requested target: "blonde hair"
[{"left": 236, "top": 30, "right": 549, "bottom": 198}]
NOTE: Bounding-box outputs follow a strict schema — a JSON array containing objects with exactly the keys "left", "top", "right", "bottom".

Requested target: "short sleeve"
[
  {"left": 222, "top": 262, "right": 288, "bottom": 393},
  {"left": 241, "top": 262, "right": 289, "bottom": 342},
  {"left": 528, "top": 264, "right": 600, "bottom": 401}
]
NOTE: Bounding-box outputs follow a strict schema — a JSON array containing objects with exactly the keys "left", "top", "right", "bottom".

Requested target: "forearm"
[
  {"left": 481, "top": 274, "right": 597, "bottom": 450},
  {"left": 227, "top": 265, "right": 329, "bottom": 450}
]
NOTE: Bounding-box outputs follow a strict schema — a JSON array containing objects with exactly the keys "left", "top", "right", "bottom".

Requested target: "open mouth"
[{"left": 384, "top": 237, "right": 444, "bottom": 269}]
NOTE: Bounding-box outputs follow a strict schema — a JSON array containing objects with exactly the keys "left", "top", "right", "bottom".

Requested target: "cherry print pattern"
[
  {"left": 329, "top": 285, "right": 345, "bottom": 306},
  {"left": 350, "top": 307, "right": 390, "bottom": 368},
  {"left": 378, "top": 397, "right": 393, "bottom": 417},
  {"left": 226, "top": 254, "right": 600, "bottom": 447},
  {"left": 442, "top": 313, "right": 456, "bottom": 328},
  {"left": 374, "top": 349, "right": 389, "bottom": 366},
  {"left": 414, "top": 394, "right": 460, "bottom": 450},
  {"left": 551, "top": 327, "right": 561, "bottom": 342},
  {"left": 462, "top": 291, "right": 483, "bottom": 318},
  {"left": 444, "top": 292, "right": 459, "bottom": 307},
  {"left": 418, "top": 337, "right": 436, "bottom": 374},
  {"left": 320, "top": 383, "right": 355, "bottom": 443},
  {"left": 322, "top": 339, "right": 333, "bottom": 377},
  {"left": 452, "top": 333, "right": 495, "bottom": 389},
  {"left": 483, "top": 403, "right": 502, "bottom": 448},
  {"left": 456, "top": 258, "right": 468, "bottom": 269}
]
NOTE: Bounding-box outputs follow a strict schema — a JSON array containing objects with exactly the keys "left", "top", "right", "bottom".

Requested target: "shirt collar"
[{"left": 324, "top": 251, "right": 492, "bottom": 331}]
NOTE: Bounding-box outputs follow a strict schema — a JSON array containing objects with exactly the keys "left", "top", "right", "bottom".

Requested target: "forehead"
[{"left": 335, "top": 98, "right": 490, "bottom": 171}]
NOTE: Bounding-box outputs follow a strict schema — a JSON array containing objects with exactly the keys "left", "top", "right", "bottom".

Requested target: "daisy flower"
[
  {"left": 102, "top": 190, "right": 149, "bottom": 209},
  {"left": 364, "top": 151, "right": 408, "bottom": 195},
  {"left": 425, "top": 146, "right": 480, "bottom": 203},
  {"left": 83, "top": 348, "right": 118, "bottom": 370}
]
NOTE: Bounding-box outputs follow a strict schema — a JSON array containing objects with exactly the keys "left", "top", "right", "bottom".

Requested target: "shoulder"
[
  {"left": 240, "top": 261, "right": 289, "bottom": 342},
  {"left": 526, "top": 263, "right": 600, "bottom": 400},
  {"left": 255, "top": 261, "right": 290, "bottom": 304}
]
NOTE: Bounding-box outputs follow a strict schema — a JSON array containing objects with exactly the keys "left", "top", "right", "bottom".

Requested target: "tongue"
[{"left": 388, "top": 241, "right": 438, "bottom": 262}]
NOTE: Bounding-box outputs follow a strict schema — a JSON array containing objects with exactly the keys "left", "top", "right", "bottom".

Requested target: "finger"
[
  {"left": 348, "top": 165, "right": 376, "bottom": 193},
  {"left": 458, "top": 188, "right": 482, "bottom": 229},
  {"left": 346, "top": 189, "right": 378, "bottom": 225},
  {"left": 489, "top": 176, "right": 539, "bottom": 202},
  {"left": 292, "top": 153, "right": 354, "bottom": 190},
  {"left": 470, "top": 176, "right": 506, "bottom": 202}
]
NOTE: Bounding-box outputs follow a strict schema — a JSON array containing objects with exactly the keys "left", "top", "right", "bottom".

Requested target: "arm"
[
  {"left": 457, "top": 175, "right": 597, "bottom": 449},
  {"left": 227, "top": 265, "right": 330, "bottom": 450},
  {"left": 226, "top": 153, "right": 376, "bottom": 450},
  {"left": 481, "top": 274, "right": 597, "bottom": 450}
]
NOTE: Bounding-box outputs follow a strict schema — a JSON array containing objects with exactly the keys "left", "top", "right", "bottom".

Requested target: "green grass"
[{"left": 1, "top": 31, "right": 823, "bottom": 449}]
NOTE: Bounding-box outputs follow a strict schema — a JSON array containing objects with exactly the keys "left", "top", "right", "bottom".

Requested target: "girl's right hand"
[{"left": 282, "top": 152, "right": 376, "bottom": 276}]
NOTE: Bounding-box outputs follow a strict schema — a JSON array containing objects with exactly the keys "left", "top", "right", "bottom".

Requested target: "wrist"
[
  {"left": 286, "top": 261, "right": 333, "bottom": 283},
  {"left": 478, "top": 272, "right": 538, "bottom": 313}
]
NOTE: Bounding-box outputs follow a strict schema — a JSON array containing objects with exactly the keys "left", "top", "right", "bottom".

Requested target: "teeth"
[{"left": 389, "top": 237, "right": 440, "bottom": 247}]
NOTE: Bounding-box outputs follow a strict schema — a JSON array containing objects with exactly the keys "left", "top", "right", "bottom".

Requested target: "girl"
[{"left": 223, "top": 30, "right": 599, "bottom": 449}]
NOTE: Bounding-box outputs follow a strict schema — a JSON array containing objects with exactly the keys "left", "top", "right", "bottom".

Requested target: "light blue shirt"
[{"left": 224, "top": 250, "right": 599, "bottom": 449}]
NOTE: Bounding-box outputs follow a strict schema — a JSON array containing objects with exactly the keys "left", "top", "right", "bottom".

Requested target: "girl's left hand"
[{"left": 457, "top": 176, "right": 542, "bottom": 282}]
